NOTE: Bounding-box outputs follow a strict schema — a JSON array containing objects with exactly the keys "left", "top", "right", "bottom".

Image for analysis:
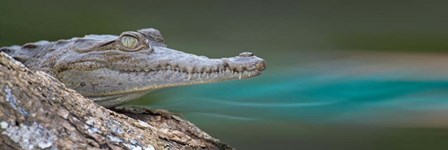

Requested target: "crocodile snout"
[
  {"left": 238, "top": 52, "right": 266, "bottom": 71},
  {"left": 256, "top": 60, "right": 266, "bottom": 71}
]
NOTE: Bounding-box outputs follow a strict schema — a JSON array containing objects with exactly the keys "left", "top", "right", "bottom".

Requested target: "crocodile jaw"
[{"left": 56, "top": 46, "right": 266, "bottom": 107}]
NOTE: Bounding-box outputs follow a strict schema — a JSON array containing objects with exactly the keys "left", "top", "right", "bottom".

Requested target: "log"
[{"left": 0, "top": 52, "right": 232, "bottom": 150}]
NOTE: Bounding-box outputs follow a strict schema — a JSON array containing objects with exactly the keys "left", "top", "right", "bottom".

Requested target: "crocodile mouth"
[
  {"left": 56, "top": 51, "right": 266, "bottom": 98},
  {"left": 87, "top": 61, "right": 266, "bottom": 107},
  {"left": 88, "top": 61, "right": 265, "bottom": 101},
  {"left": 113, "top": 58, "right": 266, "bottom": 80},
  {"left": 99, "top": 55, "right": 265, "bottom": 95}
]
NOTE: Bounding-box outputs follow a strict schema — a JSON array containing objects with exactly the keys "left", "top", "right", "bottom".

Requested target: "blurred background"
[{"left": 2, "top": 0, "right": 448, "bottom": 149}]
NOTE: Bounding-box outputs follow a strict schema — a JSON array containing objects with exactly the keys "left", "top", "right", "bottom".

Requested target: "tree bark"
[{"left": 0, "top": 52, "right": 232, "bottom": 150}]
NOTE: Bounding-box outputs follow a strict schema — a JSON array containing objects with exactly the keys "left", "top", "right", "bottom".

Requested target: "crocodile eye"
[{"left": 120, "top": 35, "right": 139, "bottom": 49}]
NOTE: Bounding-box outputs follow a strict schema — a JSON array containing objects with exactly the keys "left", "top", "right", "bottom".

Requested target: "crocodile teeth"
[
  {"left": 186, "top": 66, "right": 194, "bottom": 74},
  {"left": 118, "top": 61, "right": 262, "bottom": 80},
  {"left": 205, "top": 67, "right": 211, "bottom": 73}
]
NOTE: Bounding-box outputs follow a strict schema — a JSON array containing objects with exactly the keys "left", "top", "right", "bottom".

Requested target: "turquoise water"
[
  {"left": 145, "top": 75, "right": 448, "bottom": 122},
  {"left": 139, "top": 70, "right": 448, "bottom": 124}
]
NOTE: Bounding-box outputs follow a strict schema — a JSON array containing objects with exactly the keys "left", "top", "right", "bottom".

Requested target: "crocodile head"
[{"left": 53, "top": 28, "right": 266, "bottom": 107}]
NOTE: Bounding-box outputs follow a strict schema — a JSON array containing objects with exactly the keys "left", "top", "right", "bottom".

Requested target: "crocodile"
[{"left": 0, "top": 28, "right": 266, "bottom": 108}]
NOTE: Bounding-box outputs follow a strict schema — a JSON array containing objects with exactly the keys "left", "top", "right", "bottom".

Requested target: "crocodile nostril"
[
  {"left": 239, "top": 52, "right": 254, "bottom": 57},
  {"left": 256, "top": 61, "right": 266, "bottom": 71}
]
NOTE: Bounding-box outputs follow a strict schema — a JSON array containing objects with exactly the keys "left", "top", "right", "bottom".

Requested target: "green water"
[{"left": 2, "top": 0, "right": 448, "bottom": 149}]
